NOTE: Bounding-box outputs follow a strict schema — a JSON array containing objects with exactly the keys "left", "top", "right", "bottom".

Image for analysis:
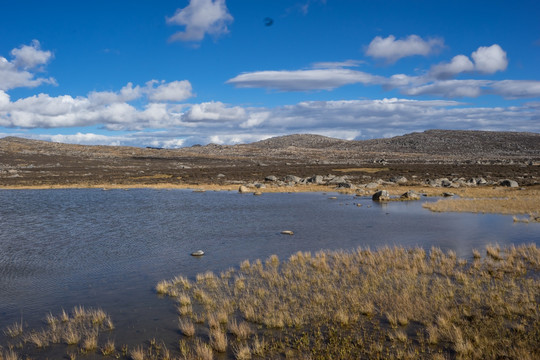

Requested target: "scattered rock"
[
  {"left": 499, "top": 179, "right": 519, "bottom": 187},
  {"left": 265, "top": 175, "right": 278, "bottom": 182},
  {"left": 283, "top": 175, "right": 302, "bottom": 183},
  {"left": 442, "top": 192, "right": 455, "bottom": 197},
  {"left": 238, "top": 185, "right": 251, "bottom": 193},
  {"left": 216, "top": 173, "right": 226, "bottom": 178},
  {"left": 365, "top": 182, "right": 379, "bottom": 189},
  {"left": 441, "top": 178, "right": 452, "bottom": 187},
  {"left": 390, "top": 176, "right": 408, "bottom": 184},
  {"left": 253, "top": 191, "right": 262, "bottom": 196},
  {"left": 280, "top": 230, "right": 294, "bottom": 235},
  {"left": 372, "top": 190, "right": 390, "bottom": 201},
  {"left": 307, "top": 175, "right": 324, "bottom": 184},
  {"left": 191, "top": 250, "right": 205, "bottom": 256},
  {"left": 400, "top": 190, "right": 420, "bottom": 200}
]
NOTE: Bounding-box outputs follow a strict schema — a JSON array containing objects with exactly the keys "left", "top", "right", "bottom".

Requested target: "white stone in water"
[
  {"left": 280, "top": 230, "right": 294, "bottom": 235},
  {"left": 191, "top": 250, "right": 205, "bottom": 256}
]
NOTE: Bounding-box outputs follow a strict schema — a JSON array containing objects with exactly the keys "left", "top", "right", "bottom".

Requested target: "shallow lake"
[{"left": 1, "top": 188, "right": 539, "bottom": 351}]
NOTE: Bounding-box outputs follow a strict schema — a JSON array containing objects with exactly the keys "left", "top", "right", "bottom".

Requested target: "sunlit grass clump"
[
  {"left": 3, "top": 306, "right": 114, "bottom": 355},
  {"left": 159, "top": 244, "right": 540, "bottom": 359}
]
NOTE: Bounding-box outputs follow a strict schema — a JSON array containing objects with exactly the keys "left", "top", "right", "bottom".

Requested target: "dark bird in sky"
[{"left": 264, "top": 17, "right": 274, "bottom": 26}]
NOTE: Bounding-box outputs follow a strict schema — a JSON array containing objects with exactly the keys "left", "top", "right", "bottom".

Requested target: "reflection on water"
[{"left": 0, "top": 189, "right": 538, "bottom": 346}]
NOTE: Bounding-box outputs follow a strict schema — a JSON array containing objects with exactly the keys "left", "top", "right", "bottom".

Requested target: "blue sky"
[{"left": 1, "top": 0, "right": 539, "bottom": 147}]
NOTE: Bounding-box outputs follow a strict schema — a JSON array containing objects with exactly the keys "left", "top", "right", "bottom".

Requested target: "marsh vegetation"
[
  {"left": 156, "top": 244, "right": 540, "bottom": 360},
  {"left": 2, "top": 245, "right": 539, "bottom": 359}
]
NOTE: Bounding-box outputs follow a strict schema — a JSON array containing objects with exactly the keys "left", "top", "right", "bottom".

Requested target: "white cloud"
[
  {"left": 88, "top": 83, "right": 143, "bottom": 105},
  {"left": 0, "top": 54, "right": 56, "bottom": 91},
  {"left": 311, "top": 60, "right": 363, "bottom": 69},
  {"left": 4, "top": 97, "right": 539, "bottom": 148},
  {"left": 471, "top": 44, "right": 508, "bottom": 74},
  {"left": 183, "top": 101, "right": 246, "bottom": 122},
  {"left": 10, "top": 40, "right": 53, "bottom": 69},
  {"left": 429, "top": 44, "right": 508, "bottom": 80},
  {"left": 48, "top": 132, "right": 128, "bottom": 146},
  {"left": 366, "top": 35, "right": 444, "bottom": 63},
  {"left": 0, "top": 80, "right": 194, "bottom": 129},
  {"left": 490, "top": 80, "right": 540, "bottom": 99},
  {"left": 401, "top": 80, "right": 489, "bottom": 98},
  {"left": 146, "top": 80, "right": 193, "bottom": 102},
  {"left": 226, "top": 68, "right": 383, "bottom": 91},
  {"left": 430, "top": 55, "right": 475, "bottom": 79},
  {"left": 166, "top": 0, "right": 233, "bottom": 42}
]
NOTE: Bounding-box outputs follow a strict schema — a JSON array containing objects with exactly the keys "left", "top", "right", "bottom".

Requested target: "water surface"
[{"left": 1, "top": 189, "right": 538, "bottom": 347}]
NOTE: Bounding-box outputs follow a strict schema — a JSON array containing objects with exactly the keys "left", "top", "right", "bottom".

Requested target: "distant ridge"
[
  {"left": 251, "top": 134, "right": 348, "bottom": 149},
  {"left": 1, "top": 129, "right": 539, "bottom": 160},
  {"left": 244, "top": 130, "right": 540, "bottom": 158}
]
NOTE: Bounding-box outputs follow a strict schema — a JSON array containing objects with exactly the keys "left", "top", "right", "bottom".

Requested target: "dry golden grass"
[
  {"left": 423, "top": 188, "right": 540, "bottom": 219},
  {"left": 5, "top": 306, "right": 114, "bottom": 355},
  {"left": 160, "top": 244, "right": 540, "bottom": 359}
]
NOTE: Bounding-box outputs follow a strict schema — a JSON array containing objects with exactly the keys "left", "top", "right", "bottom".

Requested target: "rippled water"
[{"left": 1, "top": 188, "right": 539, "bottom": 349}]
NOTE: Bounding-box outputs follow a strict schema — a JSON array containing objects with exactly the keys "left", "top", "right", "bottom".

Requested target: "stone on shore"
[
  {"left": 400, "top": 190, "right": 420, "bottom": 200},
  {"left": 372, "top": 190, "right": 390, "bottom": 201},
  {"left": 499, "top": 179, "right": 518, "bottom": 188},
  {"left": 239, "top": 185, "right": 251, "bottom": 193}
]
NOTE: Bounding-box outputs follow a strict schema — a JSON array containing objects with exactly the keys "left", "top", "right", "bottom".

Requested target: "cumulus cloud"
[
  {"left": 146, "top": 80, "right": 194, "bottom": 102},
  {"left": 0, "top": 40, "right": 56, "bottom": 91},
  {"left": 366, "top": 35, "right": 444, "bottom": 63},
  {"left": 471, "top": 44, "right": 508, "bottom": 74},
  {"left": 4, "top": 97, "right": 539, "bottom": 148},
  {"left": 226, "top": 68, "right": 383, "bottom": 91},
  {"left": 166, "top": 0, "right": 233, "bottom": 42},
  {"left": 10, "top": 40, "right": 53, "bottom": 69},
  {"left": 429, "top": 44, "right": 507, "bottom": 79},
  {"left": 0, "top": 80, "right": 193, "bottom": 129},
  {"left": 183, "top": 101, "right": 246, "bottom": 122},
  {"left": 430, "top": 55, "right": 475, "bottom": 79}
]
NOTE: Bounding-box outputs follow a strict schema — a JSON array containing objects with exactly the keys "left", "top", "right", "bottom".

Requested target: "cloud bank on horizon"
[{"left": 0, "top": 0, "right": 539, "bottom": 147}]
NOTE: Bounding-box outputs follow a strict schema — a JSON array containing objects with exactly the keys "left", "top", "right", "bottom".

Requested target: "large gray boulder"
[
  {"left": 372, "top": 190, "right": 390, "bottom": 201},
  {"left": 307, "top": 175, "right": 324, "bottom": 184},
  {"left": 499, "top": 179, "right": 519, "bottom": 188}
]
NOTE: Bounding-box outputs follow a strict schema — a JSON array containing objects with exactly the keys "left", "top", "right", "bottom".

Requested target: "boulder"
[
  {"left": 238, "top": 185, "right": 251, "bottom": 193},
  {"left": 265, "top": 175, "right": 278, "bottom": 182},
  {"left": 499, "top": 179, "right": 519, "bottom": 188},
  {"left": 365, "top": 182, "right": 379, "bottom": 189},
  {"left": 390, "top": 176, "right": 408, "bottom": 184},
  {"left": 283, "top": 175, "right": 302, "bottom": 183},
  {"left": 400, "top": 190, "right": 420, "bottom": 200},
  {"left": 440, "top": 178, "right": 452, "bottom": 187},
  {"left": 372, "top": 190, "right": 390, "bottom": 202},
  {"left": 307, "top": 175, "right": 324, "bottom": 184}
]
